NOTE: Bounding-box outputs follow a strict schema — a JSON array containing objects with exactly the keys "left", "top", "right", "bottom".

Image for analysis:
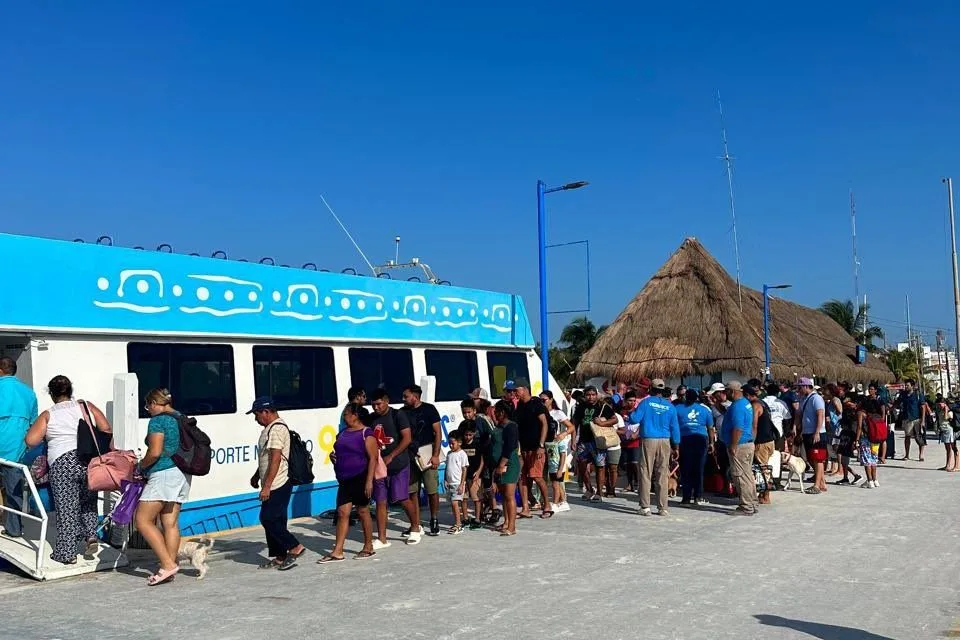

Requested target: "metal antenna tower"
[
  {"left": 717, "top": 91, "right": 743, "bottom": 311},
  {"left": 850, "top": 190, "right": 861, "bottom": 309}
]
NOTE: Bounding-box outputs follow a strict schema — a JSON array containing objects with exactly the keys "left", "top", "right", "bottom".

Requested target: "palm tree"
[
  {"left": 819, "top": 299, "right": 885, "bottom": 351},
  {"left": 558, "top": 316, "right": 606, "bottom": 354},
  {"left": 883, "top": 348, "right": 920, "bottom": 382}
]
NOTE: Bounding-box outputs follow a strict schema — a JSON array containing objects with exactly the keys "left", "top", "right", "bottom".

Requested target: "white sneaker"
[
  {"left": 656, "top": 508, "right": 669, "bottom": 517},
  {"left": 372, "top": 539, "right": 392, "bottom": 551},
  {"left": 695, "top": 498, "right": 710, "bottom": 506},
  {"left": 558, "top": 502, "right": 571, "bottom": 512},
  {"left": 551, "top": 503, "right": 563, "bottom": 513},
  {"left": 639, "top": 507, "right": 652, "bottom": 516},
  {"left": 405, "top": 529, "right": 423, "bottom": 545},
  {"left": 872, "top": 480, "right": 879, "bottom": 488},
  {"left": 861, "top": 481, "right": 873, "bottom": 489}
]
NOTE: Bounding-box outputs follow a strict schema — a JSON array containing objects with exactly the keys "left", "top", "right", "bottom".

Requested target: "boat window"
[
  {"left": 486, "top": 351, "right": 529, "bottom": 396},
  {"left": 425, "top": 350, "right": 480, "bottom": 402},
  {"left": 128, "top": 343, "right": 236, "bottom": 418},
  {"left": 348, "top": 348, "right": 414, "bottom": 402},
  {"left": 253, "top": 346, "right": 338, "bottom": 410}
]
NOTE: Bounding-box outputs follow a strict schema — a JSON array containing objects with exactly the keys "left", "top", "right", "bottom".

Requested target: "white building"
[{"left": 896, "top": 342, "right": 960, "bottom": 396}]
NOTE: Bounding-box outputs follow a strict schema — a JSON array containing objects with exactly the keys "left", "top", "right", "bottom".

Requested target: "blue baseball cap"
[
  {"left": 503, "top": 380, "right": 516, "bottom": 391},
  {"left": 246, "top": 396, "right": 276, "bottom": 414}
]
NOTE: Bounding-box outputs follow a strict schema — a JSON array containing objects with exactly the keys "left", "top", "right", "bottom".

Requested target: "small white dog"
[
  {"left": 177, "top": 537, "right": 214, "bottom": 579},
  {"left": 780, "top": 452, "right": 808, "bottom": 493}
]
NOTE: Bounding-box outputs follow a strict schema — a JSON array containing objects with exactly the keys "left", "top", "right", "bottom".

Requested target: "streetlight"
[
  {"left": 763, "top": 284, "right": 792, "bottom": 381},
  {"left": 538, "top": 179, "right": 590, "bottom": 391}
]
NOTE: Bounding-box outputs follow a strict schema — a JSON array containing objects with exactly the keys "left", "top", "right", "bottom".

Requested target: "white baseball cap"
[{"left": 708, "top": 382, "right": 726, "bottom": 395}]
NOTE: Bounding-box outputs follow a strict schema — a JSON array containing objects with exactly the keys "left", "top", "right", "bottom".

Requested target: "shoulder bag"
[
  {"left": 591, "top": 405, "right": 621, "bottom": 450},
  {"left": 80, "top": 401, "right": 137, "bottom": 493}
]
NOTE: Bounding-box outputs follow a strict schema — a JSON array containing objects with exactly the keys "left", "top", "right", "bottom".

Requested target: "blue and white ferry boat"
[{"left": 0, "top": 233, "right": 555, "bottom": 541}]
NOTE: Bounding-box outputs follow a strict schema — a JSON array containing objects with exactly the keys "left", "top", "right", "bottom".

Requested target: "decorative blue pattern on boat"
[{"left": 0, "top": 233, "right": 535, "bottom": 347}]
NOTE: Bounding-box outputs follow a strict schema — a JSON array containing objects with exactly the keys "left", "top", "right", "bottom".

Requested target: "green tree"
[
  {"left": 883, "top": 348, "right": 920, "bottom": 383},
  {"left": 558, "top": 316, "right": 606, "bottom": 355},
  {"left": 819, "top": 298, "right": 885, "bottom": 352}
]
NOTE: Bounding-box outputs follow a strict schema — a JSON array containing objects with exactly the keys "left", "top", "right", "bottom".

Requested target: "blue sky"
[{"left": 3, "top": 2, "right": 959, "bottom": 348}]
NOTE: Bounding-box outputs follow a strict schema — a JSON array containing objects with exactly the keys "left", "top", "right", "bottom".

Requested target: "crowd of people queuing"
[{"left": 0, "top": 351, "right": 952, "bottom": 584}]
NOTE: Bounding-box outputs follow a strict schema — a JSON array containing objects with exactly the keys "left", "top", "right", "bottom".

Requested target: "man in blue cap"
[{"left": 248, "top": 396, "right": 305, "bottom": 570}]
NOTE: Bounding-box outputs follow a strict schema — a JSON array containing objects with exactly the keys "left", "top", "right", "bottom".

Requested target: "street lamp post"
[
  {"left": 537, "top": 179, "right": 589, "bottom": 392},
  {"left": 763, "top": 283, "right": 792, "bottom": 381}
]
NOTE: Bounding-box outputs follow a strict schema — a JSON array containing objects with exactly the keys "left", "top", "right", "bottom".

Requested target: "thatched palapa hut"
[{"left": 576, "top": 238, "right": 893, "bottom": 387}]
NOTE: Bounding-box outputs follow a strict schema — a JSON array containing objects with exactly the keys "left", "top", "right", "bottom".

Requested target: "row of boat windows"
[{"left": 127, "top": 343, "right": 530, "bottom": 418}]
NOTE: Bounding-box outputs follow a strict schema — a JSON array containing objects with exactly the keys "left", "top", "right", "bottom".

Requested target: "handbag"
[
  {"left": 369, "top": 430, "right": 388, "bottom": 480},
  {"left": 76, "top": 400, "right": 113, "bottom": 465},
  {"left": 110, "top": 479, "right": 145, "bottom": 526},
  {"left": 79, "top": 401, "right": 137, "bottom": 492},
  {"left": 591, "top": 406, "right": 621, "bottom": 450}
]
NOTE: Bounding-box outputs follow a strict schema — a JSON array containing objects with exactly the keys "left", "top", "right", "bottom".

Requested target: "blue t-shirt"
[
  {"left": 720, "top": 397, "right": 753, "bottom": 445},
  {"left": 145, "top": 412, "right": 181, "bottom": 473},
  {"left": 0, "top": 376, "right": 39, "bottom": 463},
  {"left": 678, "top": 402, "right": 714, "bottom": 437},
  {"left": 630, "top": 396, "right": 680, "bottom": 444},
  {"left": 800, "top": 393, "right": 826, "bottom": 434},
  {"left": 899, "top": 391, "right": 921, "bottom": 421}
]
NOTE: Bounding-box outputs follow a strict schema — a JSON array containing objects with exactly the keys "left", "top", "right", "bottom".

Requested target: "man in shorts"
[
  {"left": 367, "top": 389, "right": 418, "bottom": 548},
  {"left": 798, "top": 377, "right": 827, "bottom": 493},
  {"left": 572, "top": 386, "right": 617, "bottom": 502},
  {"left": 514, "top": 379, "right": 552, "bottom": 518},
  {"left": 895, "top": 379, "right": 928, "bottom": 461},
  {"left": 402, "top": 385, "right": 443, "bottom": 537}
]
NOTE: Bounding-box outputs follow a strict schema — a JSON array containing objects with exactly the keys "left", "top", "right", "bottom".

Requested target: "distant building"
[{"left": 896, "top": 342, "right": 959, "bottom": 396}]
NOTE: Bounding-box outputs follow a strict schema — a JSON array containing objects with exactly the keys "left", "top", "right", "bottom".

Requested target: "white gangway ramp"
[{"left": 0, "top": 459, "right": 128, "bottom": 581}]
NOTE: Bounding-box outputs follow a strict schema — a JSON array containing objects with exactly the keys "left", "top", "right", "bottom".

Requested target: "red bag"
[
  {"left": 80, "top": 402, "right": 137, "bottom": 492},
  {"left": 867, "top": 417, "right": 887, "bottom": 444}
]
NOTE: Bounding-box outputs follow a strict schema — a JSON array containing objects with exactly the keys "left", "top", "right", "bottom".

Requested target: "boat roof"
[{"left": 0, "top": 233, "right": 535, "bottom": 348}]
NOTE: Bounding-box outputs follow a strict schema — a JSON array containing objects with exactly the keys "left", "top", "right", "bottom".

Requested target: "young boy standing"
[
  {"left": 459, "top": 421, "right": 485, "bottom": 528},
  {"left": 444, "top": 431, "right": 469, "bottom": 535}
]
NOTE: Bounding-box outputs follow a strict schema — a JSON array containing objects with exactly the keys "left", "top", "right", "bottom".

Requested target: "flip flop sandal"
[
  {"left": 539, "top": 511, "right": 555, "bottom": 519},
  {"left": 354, "top": 550, "right": 376, "bottom": 560},
  {"left": 278, "top": 555, "right": 300, "bottom": 571},
  {"left": 317, "top": 555, "right": 345, "bottom": 564},
  {"left": 499, "top": 530, "right": 516, "bottom": 537},
  {"left": 517, "top": 513, "right": 533, "bottom": 519},
  {"left": 804, "top": 487, "right": 821, "bottom": 495},
  {"left": 258, "top": 559, "right": 283, "bottom": 570},
  {"left": 147, "top": 567, "right": 179, "bottom": 586}
]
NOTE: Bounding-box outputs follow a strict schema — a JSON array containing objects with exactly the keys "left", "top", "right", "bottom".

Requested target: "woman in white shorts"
[
  {"left": 540, "top": 391, "right": 575, "bottom": 512},
  {"left": 135, "top": 388, "right": 191, "bottom": 586}
]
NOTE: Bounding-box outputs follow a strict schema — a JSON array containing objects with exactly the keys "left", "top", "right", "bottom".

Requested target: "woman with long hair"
[
  {"left": 856, "top": 383, "right": 886, "bottom": 488},
  {"left": 136, "top": 388, "right": 191, "bottom": 586},
  {"left": 25, "top": 375, "right": 111, "bottom": 565},
  {"left": 492, "top": 400, "right": 520, "bottom": 537},
  {"left": 539, "top": 390, "right": 575, "bottom": 512}
]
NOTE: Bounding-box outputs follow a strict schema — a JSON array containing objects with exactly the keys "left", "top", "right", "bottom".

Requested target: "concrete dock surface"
[{"left": 2, "top": 447, "right": 958, "bottom": 640}]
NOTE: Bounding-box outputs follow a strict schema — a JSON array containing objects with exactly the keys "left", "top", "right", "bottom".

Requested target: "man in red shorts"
[{"left": 513, "top": 379, "right": 553, "bottom": 518}]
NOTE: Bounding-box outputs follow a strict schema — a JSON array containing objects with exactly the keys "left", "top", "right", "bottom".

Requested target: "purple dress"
[{"left": 333, "top": 428, "right": 370, "bottom": 481}]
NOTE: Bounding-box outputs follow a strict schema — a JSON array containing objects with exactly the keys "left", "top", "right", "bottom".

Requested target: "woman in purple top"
[{"left": 320, "top": 404, "right": 379, "bottom": 562}]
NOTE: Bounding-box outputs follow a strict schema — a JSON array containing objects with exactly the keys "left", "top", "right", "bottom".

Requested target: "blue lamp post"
[
  {"left": 763, "top": 283, "right": 792, "bottom": 381},
  {"left": 538, "top": 179, "right": 589, "bottom": 391}
]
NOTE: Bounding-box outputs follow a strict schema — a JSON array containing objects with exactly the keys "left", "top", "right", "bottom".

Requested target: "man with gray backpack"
[{"left": 248, "top": 397, "right": 308, "bottom": 570}]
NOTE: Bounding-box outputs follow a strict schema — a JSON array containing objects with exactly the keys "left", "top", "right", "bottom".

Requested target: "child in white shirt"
[{"left": 444, "top": 431, "right": 469, "bottom": 535}]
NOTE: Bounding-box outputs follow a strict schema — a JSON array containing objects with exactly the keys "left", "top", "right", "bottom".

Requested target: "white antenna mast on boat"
[
  {"left": 319, "top": 194, "right": 377, "bottom": 276},
  {"left": 717, "top": 91, "right": 743, "bottom": 311}
]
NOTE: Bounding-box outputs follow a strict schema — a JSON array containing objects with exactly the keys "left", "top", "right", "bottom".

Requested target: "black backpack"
[
  {"left": 172, "top": 414, "right": 212, "bottom": 477},
  {"left": 275, "top": 422, "right": 314, "bottom": 486}
]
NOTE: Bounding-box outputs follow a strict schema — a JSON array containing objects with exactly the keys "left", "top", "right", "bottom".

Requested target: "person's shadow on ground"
[{"left": 754, "top": 614, "right": 894, "bottom": 640}]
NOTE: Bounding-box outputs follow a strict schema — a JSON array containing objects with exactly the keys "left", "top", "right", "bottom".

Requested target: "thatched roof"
[{"left": 576, "top": 238, "right": 893, "bottom": 384}]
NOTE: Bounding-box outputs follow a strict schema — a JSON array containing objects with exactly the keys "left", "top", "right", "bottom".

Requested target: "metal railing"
[{"left": 0, "top": 458, "right": 48, "bottom": 574}]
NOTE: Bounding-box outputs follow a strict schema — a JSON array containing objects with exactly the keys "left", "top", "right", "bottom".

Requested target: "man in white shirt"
[{"left": 763, "top": 382, "right": 792, "bottom": 448}]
